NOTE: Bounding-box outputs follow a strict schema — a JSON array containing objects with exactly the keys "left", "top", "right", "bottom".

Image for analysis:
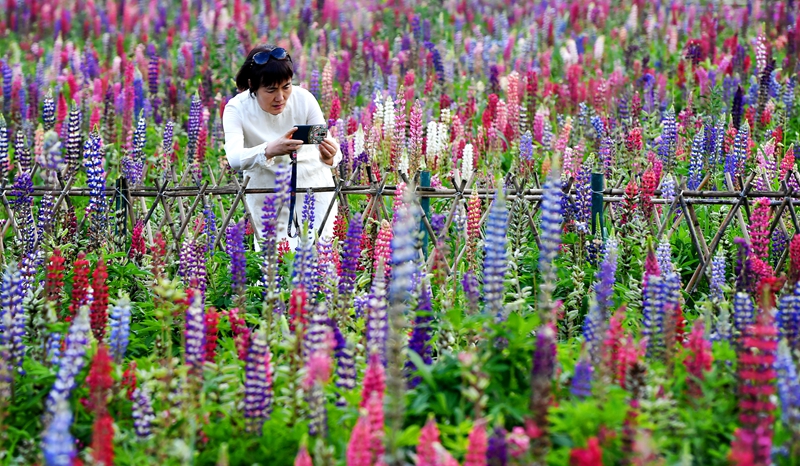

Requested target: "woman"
[{"left": 223, "top": 44, "right": 342, "bottom": 250}]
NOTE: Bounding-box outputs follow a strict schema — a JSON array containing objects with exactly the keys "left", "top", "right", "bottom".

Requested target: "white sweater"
[{"left": 222, "top": 86, "right": 342, "bottom": 250}]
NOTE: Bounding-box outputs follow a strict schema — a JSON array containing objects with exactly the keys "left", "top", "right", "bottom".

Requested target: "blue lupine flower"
[
  {"left": 538, "top": 161, "right": 563, "bottom": 317},
  {"left": 590, "top": 115, "right": 605, "bottom": 140},
  {"left": 84, "top": 132, "right": 107, "bottom": 232},
  {"left": 301, "top": 188, "right": 315, "bottom": 232},
  {"left": 329, "top": 319, "right": 356, "bottom": 405},
  {"left": 186, "top": 94, "right": 201, "bottom": 164},
  {"left": 338, "top": 212, "right": 363, "bottom": 303},
  {"left": 131, "top": 386, "right": 155, "bottom": 438},
  {"left": 203, "top": 203, "right": 216, "bottom": 256},
  {"left": 775, "top": 340, "right": 800, "bottom": 425},
  {"left": 599, "top": 136, "right": 614, "bottom": 177},
  {"left": 783, "top": 77, "right": 795, "bottom": 119},
  {"left": 42, "top": 90, "right": 56, "bottom": 131},
  {"left": 570, "top": 358, "right": 593, "bottom": 399},
  {"left": 226, "top": 220, "right": 247, "bottom": 296},
  {"left": 292, "top": 234, "right": 319, "bottom": 300},
  {"left": 0, "top": 115, "right": 8, "bottom": 182},
  {"left": 733, "top": 291, "right": 755, "bottom": 337},
  {"left": 184, "top": 290, "right": 205, "bottom": 375},
  {"left": 482, "top": 189, "right": 509, "bottom": 322},
  {"left": 519, "top": 131, "right": 533, "bottom": 163},
  {"left": 1, "top": 61, "right": 11, "bottom": 114},
  {"left": 574, "top": 165, "right": 591, "bottom": 233},
  {"left": 406, "top": 282, "right": 433, "bottom": 388},
  {"left": 64, "top": 107, "right": 82, "bottom": 176},
  {"left": 310, "top": 69, "right": 320, "bottom": 100},
  {"left": 45, "top": 305, "right": 90, "bottom": 422},
  {"left": 487, "top": 427, "right": 508, "bottom": 466},
  {"left": 244, "top": 325, "right": 272, "bottom": 433},
  {"left": 583, "top": 237, "right": 618, "bottom": 349},
  {"left": 43, "top": 401, "right": 76, "bottom": 466},
  {"left": 710, "top": 251, "right": 727, "bottom": 303},
  {"left": 656, "top": 240, "right": 674, "bottom": 274},
  {"left": 389, "top": 191, "right": 418, "bottom": 308},
  {"left": 366, "top": 263, "right": 388, "bottom": 363},
  {"left": 688, "top": 132, "right": 704, "bottom": 190},
  {"left": 1, "top": 264, "right": 26, "bottom": 372},
  {"left": 14, "top": 130, "right": 31, "bottom": 173},
  {"left": 777, "top": 282, "right": 800, "bottom": 350},
  {"left": 108, "top": 293, "right": 132, "bottom": 363}
]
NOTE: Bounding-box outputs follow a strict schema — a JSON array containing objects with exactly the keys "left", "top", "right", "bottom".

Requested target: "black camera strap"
[{"left": 286, "top": 150, "right": 300, "bottom": 238}]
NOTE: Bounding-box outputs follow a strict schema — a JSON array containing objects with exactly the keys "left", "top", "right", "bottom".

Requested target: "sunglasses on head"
[{"left": 251, "top": 48, "right": 291, "bottom": 66}]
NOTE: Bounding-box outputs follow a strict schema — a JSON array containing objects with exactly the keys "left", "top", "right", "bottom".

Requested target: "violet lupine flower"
[
  {"left": 1, "top": 61, "right": 10, "bottom": 115},
  {"left": 147, "top": 50, "right": 159, "bottom": 96},
  {"left": 162, "top": 121, "right": 174, "bottom": 171},
  {"left": 226, "top": 220, "right": 247, "bottom": 296},
  {"left": 570, "top": 357, "right": 593, "bottom": 399},
  {"left": 783, "top": 77, "right": 795, "bottom": 119},
  {"left": 0, "top": 115, "right": 8, "bottom": 182},
  {"left": 123, "top": 113, "right": 146, "bottom": 185},
  {"left": 293, "top": 235, "right": 319, "bottom": 300},
  {"left": 83, "top": 132, "right": 107, "bottom": 232},
  {"left": 642, "top": 273, "right": 669, "bottom": 359},
  {"left": 777, "top": 282, "right": 800, "bottom": 350},
  {"left": 41, "top": 128, "right": 64, "bottom": 172},
  {"left": 330, "top": 320, "right": 356, "bottom": 405},
  {"left": 45, "top": 305, "right": 90, "bottom": 422},
  {"left": 337, "top": 212, "right": 362, "bottom": 304},
  {"left": 406, "top": 283, "right": 433, "bottom": 388},
  {"left": 574, "top": 165, "right": 591, "bottom": 233},
  {"left": 366, "top": 263, "right": 388, "bottom": 364},
  {"left": 131, "top": 386, "right": 155, "bottom": 438},
  {"left": 734, "top": 237, "right": 752, "bottom": 293},
  {"left": 775, "top": 340, "right": 800, "bottom": 426},
  {"left": 656, "top": 240, "right": 674, "bottom": 274},
  {"left": 582, "top": 237, "right": 618, "bottom": 350},
  {"left": 184, "top": 290, "right": 205, "bottom": 376},
  {"left": 732, "top": 122, "right": 750, "bottom": 179},
  {"left": 301, "top": 188, "right": 315, "bottom": 231},
  {"left": 733, "top": 291, "right": 755, "bottom": 338},
  {"left": 599, "top": 136, "right": 614, "bottom": 177},
  {"left": 37, "top": 192, "right": 56, "bottom": 240},
  {"left": 64, "top": 107, "right": 82, "bottom": 177},
  {"left": 772, "top": 229, "right": 788, "bottom": 266},
  {"left": 519, "top": 130, "right": 533, "bottom": 164},
  {"left": 688, "top": 132, "right": 704, "bottom": 190},
  {"left": 179, "top": 237, "right": 208, "bottom": 300},
  {"left": 732, "top": 85, "right": 744, "bottom": 129},
  {"left": 244, "top": 325, "right": 273, "bottom": 433},
  {"left": 43, "top": 401, "right": 76, "bottom": 466},
  {"left": 186, "top": 94, "right": 201, "bottom": 164},
  {"left": 482, "top": 189, "right": 509, "bottom": 322},
  {"left": 310, "top": 69, "right": 321, "bottom": 100},
  {"left": 10, "top": 171, "right": 36, "bottom": 254},
  {"left": 538, "top": 161, "right": 563, "bottom": 321},
  {"left": 710, "top": 250, "right": 727, "bottom": 303},
  {"left": 304, "top": 300, "right": 331, "bottom": 358},
  {"left": 42, "top": 90, "right": 55, "bottom": 131},
  {"left": 203, "top": 203, "right": 216, "bottom": 257},
  {"left": 14, "top": 130, "right": 31, "bottom": 173},
  {"left": 1, "top": 264, "right": 26, "bottom": 372},
  {"left": 108, "top": 293, "right": 132, "bottom": 363},
  {"left": 487, "top": 427, "right": 508, "bottom": 466}
]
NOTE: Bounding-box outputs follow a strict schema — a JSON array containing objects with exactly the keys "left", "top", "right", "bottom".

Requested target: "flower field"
[{"left": 2, "top": 0, "right": 800, "bottom": 465}]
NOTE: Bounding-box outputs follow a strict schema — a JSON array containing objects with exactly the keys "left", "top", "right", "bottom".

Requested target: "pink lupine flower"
[
  {"left": 464, "top": 420, "right": 488, "bottom": 466},
  {"left": 294, "top": 445, "right": 312, "bottom": 466},
  {"left": 360, "top": 353, "right": 385, "bottom": 408},
  {"left": 417, "top": 417, "right": 441, "bottom": 466},
  {"left": 347, "top": 414, "right": 372, "bottom": 466},
  {"left": 373, "top": 219, "right": 393, "bottom": 277},
  {"left": 506, "top": 426, "right": 530, "bottom": 458},
  {"left": 367, "top": 391, "right": 386, "bottom": 461},
  {"left": 748, "top": 198, "right": 771, "bottom": 261}
]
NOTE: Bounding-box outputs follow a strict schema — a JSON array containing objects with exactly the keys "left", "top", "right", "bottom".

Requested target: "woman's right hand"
[{"left": 265, "top": 127, "right": 304, "bottom": 158}]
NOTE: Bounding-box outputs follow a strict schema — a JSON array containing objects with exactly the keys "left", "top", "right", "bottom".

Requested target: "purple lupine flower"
[
  {"left": 430, "top": 213, "right": 446, "bottom": 239},
  {"left": 366, "top": 263, "right": 388, "bottom": 363},
  {"left": 775, "top": 340, "right": 800, "bottom": 425},
  {"left": 226, "top": 220, "right": 247, "bottom": 296},
  {"left": 462, "top": 270, "right": 480, "bottom": 313},
  {"left": 43, "top": 401, "right": 76, "bottom": 466},
  {"left": 131, "top": 386, "right": 155, "bottom": 438},
  {"left": 304, "top": 300, "right": 331, "bottom": 359},
  {"left": 330, "top": 319, "right": 356, "bottom": 405},
  {"left": 1, "top": 264, "right": 26, "bottom": 372},
  {"left": 37, "top": 192, "right": 56, "bottom": 240},
  {"left": 772, "top": 229, "right": 788, "bottom": 266},
  {"left": 734, "top": 237, "right": 752, "bottom": 293},
  {"left": 583, "top": 237, "right": 618, "bottom": 349},
  {"left": 148, "top": 49, "right": 159, "bottom": 96},
  {"left": 487, "top": 426, "right": 508, "bottom": 466},
  {"left": 424, "top": 42, "right": 444, "bottom": 83},
  {"left": 337, "top": 212, "right": 363, "bottom": 303},
  {"left": 482, "top": 189, "right": 509, "bottom": 322},
  {"left": 570, "top": 357, "right": 593, "bottom": 399},
  {"left": 186, "top": 94, "right": 201, "bottom": 164},
  {"left": 599, "top": 136, "right": 614, "bottom": 177},
  {"left": 293, "top": 235, "right": 319, "bottom": 299},
  {"left": 783, "top": 77, "right": 795, "bottom": 119},
  {"left": 14, "top": 130, "right": 32, "bottom": 173},
  {"left": 1, "top": 61, "right": 11, "bottom": 115},
  {"left": 64, "top": 107, "right": 82, "bottom": 177},
  {"left": 42, "top": 90, "right": 55, "bottom": 131},
  {"left": 108, "top": 293, "right": 132, "bottom": 363},
  {"left": 310, "top": 69, "right": 321, "bottom": 100},
  {"left": 10, "top": 171, "right": 36, "bottom": 254},
  {"left": 642, "top": 273, "right": 668, "bottom": 359},
  {"left": 244, "top": 325, "right": 272, "bottom": 433},
  {"left": 733, "top": 122, "right": 750, "bottom": 179},
  {"left": 203, "top": 203, "right": 216, "bottom": 257},
  {"left": 184, "top": 290, "right": 205, "bottom": 375},
  {"left": 0, "top": 115, "right": 8, "bottom": 182},
  {"left": 538, "top": 162, "right": 563, "bottom": 320},
  {"left": 301, "top": 188, "right": 315, "bottom": 231},
  {"left": 590, "top": 115, "right": 604, "bottom": 140},
  {"left": 162, "top": 121, "right": 174, "bottom": 172},
  {"left": 777, "top": 282, "right": 800, "bottom": 351},
  {"left": 133, "top": 71, "right": 145, "bottom": 119},
  {"left": 45, "top": 305, "right": 90, "bottom": 422},
  {"left": 733, "top": 291, "right": 755, "bottom": 338},
  {"left": 519, "top": 130, "right": 533, "bottom": 163},
  {"left": 405, "top": 283, "right": 433, "bottom": 388},
  {"left": 83, "top": 132, "right": 107, "bottom": 232},
  {"left": 389, "top": 193, "right": 419, "bottom": 315},
  {"left": 41, "top": 128, "right": 64, "bottom": 173},
  {"left": 659, "top": 108, "right": 677, "bottom": 168},
  {"left": 710, "top": 250, "right": 727, "bottom": 303},
  {"left": 123, "top": 113, "right": 146, "bottom": 185},
  {"left": 656, "top": 240, "right": 673, "bottom": 274},
  {"left": 687, "top": 132, "right": 704, "bottom": 190},
  {"left": 732, "top": 85, "right": 744, "bottom": 129},
  {"left": 574, "top": 165, "right": 591, "bottom": 233}
]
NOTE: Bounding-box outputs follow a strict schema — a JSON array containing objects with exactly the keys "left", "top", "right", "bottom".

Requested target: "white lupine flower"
[
  {"left": 462, "top": 143, "right": 474, "bottom": 179},
  {"left": 626, "top": 5, "right": 638, "bottom": 32},
  {"left": 594, "top": 36, "right": 605, "bottom": 62},
  {"left": 354, "top": 125, "right": 365, "bottom": 156},
  {"left": 373, "top": 94, "right": 384, "bottom": 124},
  {"left": 398, "top": 147, "right": 409, "bottom": 175},
  {"left": 426, "top": 121, "right": 439, "bottom": 158},
  {"left": 567, "top": 39, "right": 578, "bottom": 63},
  {"left": 440, "top": 108, "right": 451, "bottom": 125},
  {"left": 383, "top": 96, "right": 395, "bottom": 138},
  {"left": 437, "top": 122, "right": 449, "bottom": 155}
]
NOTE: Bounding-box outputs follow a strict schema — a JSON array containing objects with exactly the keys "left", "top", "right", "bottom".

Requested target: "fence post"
[
  {"left": 420, "top": 170, "right": 431, "bottom": 258},
  {"left": 591, "top": 172, "right": 605, "bottom": 239}
]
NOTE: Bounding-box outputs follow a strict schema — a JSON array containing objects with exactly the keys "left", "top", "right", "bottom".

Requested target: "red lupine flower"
[
  {"left": 91, "top": 413, "right": 115, "bottom": 466},
  {"left": 749, "top": 198, "right": 771, "bottom": 261},
  {"left": 87, "top": 345, "right": 114, "bottom": 415},
  {"left": 68, "top": 253, "right": 91, "bottom": 322},
  {"left": 90, "top": 258, "right": 109, "bottom": 342},
  {"left": 569, "top": 437, "right": 602, "bottom": 466},
  {"left": 640, "top": 168, "right": 657, "bottom": 220},
  {"left": 289, "top": 286, "right": 308, "bottom": 335},
  {"left": 122, "top": 361, "right": 137, "bottom": 400},
  {"left": 684, "top": 319, "right": 713, "bottom": 397},
  {"left": 204, "top": 307, "right": 219, "bottom": 363},
  {"left": 620, "top": 179, "right": 639, "bottom": 226},
  {"left": 45, "top": 249, "right": 66, "bottom": 306},
  {"left": 228, "top": 307, "right": 251, "bottom": 361},
  {"left": 789, "top": 234, "right": 800, "bottom": 285},
  {"left": 643, "top": 247, "right": 661, "bottom": 285},
  {"left": 129, "top": 220, "right": 145, "bottom": 260},
  {"left": 150, "top": 232, "right": 168, "bottom": 280}
]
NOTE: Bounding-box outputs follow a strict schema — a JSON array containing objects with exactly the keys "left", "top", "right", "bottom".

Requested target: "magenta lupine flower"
[{"left": 184, "top": 289, "right": 205, "bottom": 377}]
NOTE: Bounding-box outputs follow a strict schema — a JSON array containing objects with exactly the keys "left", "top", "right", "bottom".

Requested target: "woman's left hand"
[{"left": 319, "top": 138, "right": 338, "bottom": 166}]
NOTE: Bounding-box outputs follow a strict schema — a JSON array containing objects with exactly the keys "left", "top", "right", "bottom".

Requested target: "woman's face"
[{"left": 252, "top": 79, "right": 293, "bottom": 115}]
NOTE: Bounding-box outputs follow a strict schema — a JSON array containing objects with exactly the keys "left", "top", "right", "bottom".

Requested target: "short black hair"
[{"left": 235, "top": 44, "right": 294, "bottom": 95}]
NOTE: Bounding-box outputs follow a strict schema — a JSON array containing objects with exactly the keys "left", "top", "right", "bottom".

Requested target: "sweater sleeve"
[
  {"left": 222, "top": 101, "right": 271, "bottom": 171},
  {"left": 302, "top": 89, "right": 343, "bottom": 169}
]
